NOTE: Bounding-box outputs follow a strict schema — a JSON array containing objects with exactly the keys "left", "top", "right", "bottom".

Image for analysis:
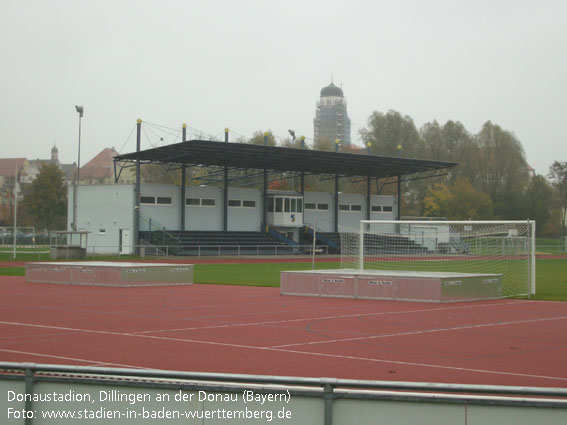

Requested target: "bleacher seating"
[
  {"left": 302, "top": 228, "right": 430, "bottom": 255},
  {"left": 139, "top": 231, "right": 294, "bottom": 256}
]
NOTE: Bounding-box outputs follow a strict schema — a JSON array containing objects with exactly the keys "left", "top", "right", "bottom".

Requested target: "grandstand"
[
  {"left": 68, "top": 133, "right": 457, "bottom": 255},
  {"left": 140, "top": 230, "right": 296, "bottom": 256}
]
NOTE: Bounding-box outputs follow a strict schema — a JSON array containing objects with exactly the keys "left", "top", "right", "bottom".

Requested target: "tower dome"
[
  {"left": 320, "top": 82, "right": 344, "bottom": 97},
  {"left": 51, "top": 145, "right": 59, "bottom": 162}
]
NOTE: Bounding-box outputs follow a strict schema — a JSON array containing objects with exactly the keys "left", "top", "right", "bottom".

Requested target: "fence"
[
  {"left": 1, "top": 362, "right": 566, "bottom": 425},
  {"left": 0, "top": 244, "right": 330, "bottom": 261}
]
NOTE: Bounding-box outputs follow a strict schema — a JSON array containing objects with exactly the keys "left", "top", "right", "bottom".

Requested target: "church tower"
[
  {"left": 313, "top": 81, "right": 351, "bottom": 146},
  {"left": 51, "top": 145, "right": 59, "bottom": 163}
]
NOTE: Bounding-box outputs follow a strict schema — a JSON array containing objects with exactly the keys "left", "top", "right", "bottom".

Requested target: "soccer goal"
[{"left": 340, "top": 220, "right": 536, "bottom": 298}]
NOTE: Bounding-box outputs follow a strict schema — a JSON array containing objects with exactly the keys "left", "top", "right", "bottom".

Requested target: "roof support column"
[
  {"left": 397, "top": 176, "right": 401, "bottom": 220},
  {"left": 180, "top": 124, "right": 187, "bottom": 231},
  {"left": 133, "top": 119, "right": 141, "bottom": 254},
  {"left": 366, "top": 176, "right": 371, "bottom": 221},
  {"left": 223, "top": 128, "right": 229, "bottom": 232},
  {"left": 397, "top": 145, "right": 403, "bottom": 221},
  {"left": 366, "top": 142, "right": 372, "bottom": 221},
  {"left": 263, "top": 132, "right": 268, "bottom": 232}
]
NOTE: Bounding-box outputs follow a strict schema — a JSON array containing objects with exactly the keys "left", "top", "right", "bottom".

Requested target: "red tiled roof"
[
  {"left": 0, "top": 158, "right": 27, "bottom": 177},
  {"left": 79, "top": 148, "right": 118, "bottom": 180}
]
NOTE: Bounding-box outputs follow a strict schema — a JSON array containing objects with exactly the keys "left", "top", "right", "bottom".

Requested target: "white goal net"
[{"left": 340, "top": 220, "right": 536, "bottom": 297}]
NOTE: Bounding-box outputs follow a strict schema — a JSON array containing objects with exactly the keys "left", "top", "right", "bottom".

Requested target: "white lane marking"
[
  {"left": 271, "top": 315, "right": 567, "bottom": 348},
  {"left": 132, "top": 300, "right": 526, "bottom": 334},
  {"left": 0, "top": 349, "right": 147, "bottom": 369}
]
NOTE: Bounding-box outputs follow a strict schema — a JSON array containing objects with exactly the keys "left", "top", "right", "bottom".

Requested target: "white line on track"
[
  {"left": 1, "top": 314, "right": 567, "bottom": 383},
  {"left": 131, "top": 300, "right": 526, "bottom": 334},
  {"left": 271, "top": 315, "right": 567, "bottom": 348},
  {"left": 0, "top": 349, "right": 147, "bottom": 369},
  {"left": 270, "top": 348, "right": 567, "bottom": 382}
]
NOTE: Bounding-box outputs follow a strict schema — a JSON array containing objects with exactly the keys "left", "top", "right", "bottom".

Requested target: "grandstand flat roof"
[{"left": 114, "top": 139, "right": 457, "bottom": 179}]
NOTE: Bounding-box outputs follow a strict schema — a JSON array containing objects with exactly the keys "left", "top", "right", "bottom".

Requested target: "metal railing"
[
  {"left": 118, "top": 244, "right": 328, "bottom": 258},
  {"left": 1, "top": 362, "right": 566, "bottom": 425}
]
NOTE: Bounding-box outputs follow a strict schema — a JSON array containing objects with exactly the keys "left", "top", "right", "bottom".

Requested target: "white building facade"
[{"left": 68, "top": 184, "right": 397, "bottom": 254}]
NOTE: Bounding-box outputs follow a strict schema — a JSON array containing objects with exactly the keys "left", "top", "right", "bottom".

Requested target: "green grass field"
[
  {"left": 193, "top": 259, "right": 566, "bottom": 301},
  {"left": 1, "top": 258, "right": 565, "bottom": 301}
]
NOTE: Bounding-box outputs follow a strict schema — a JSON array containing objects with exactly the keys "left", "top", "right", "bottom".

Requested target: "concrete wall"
[
  {"left": 303, "top": 192, "right": 335, "bottom": 232},
  {"left": 226, "top": 187, "right": 263, "bottom": 232},
  {"left": 303, "top": 192, "right": 397, "bottom": 233},
  {"left": 185, "top": 186, "right": 223, "bottom": 231},
  {"left": 70, "top": 184, "right": 397, "bottom": 252},
  {"left": 68, "top": 184, "right": 134, "bottom": 254}
]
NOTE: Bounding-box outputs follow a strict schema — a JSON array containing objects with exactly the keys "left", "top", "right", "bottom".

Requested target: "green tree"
[
  {"left": 475, "top": 122, "right": 529, "bottom": 218},
  {"left": 523, "top": 175, "right": 554, "bottom": 236},
  {"left": 23, "top": 163, "right": 67, "bottom": 230},
  {"left": 424, "top": 178, "right": 493, "bottom": 220},
  {"left": 248, "top": 130, "right": 277, "bottom": 146},
  {"left": 548, "top": 161, "right": 567, "bottom": 235},
  {"left": 423, "top": 182, "right": 451, "bottom": 218},
  {"left": 420, "top": 120, "right": 480, "bottom": 185},
  {"left": 360, "top": 110, "right": 424, "bottom": 158}
]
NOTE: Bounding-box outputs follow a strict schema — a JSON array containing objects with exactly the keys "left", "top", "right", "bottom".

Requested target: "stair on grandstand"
[
  {"left": 363, "top": 233, "right": 431, "bottom": 254},
  {"left": 302, "top": 229, "right": 341, "bottom": 254},
  {"left": 302, "top": 229, "right": 431, "bottom": 255},
  {"left": 139, "top": 231, "right": 295, "bottom": 256}
]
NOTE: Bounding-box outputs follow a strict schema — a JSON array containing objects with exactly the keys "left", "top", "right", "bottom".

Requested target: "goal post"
[{"left": 340, "top": 220, "right": 536, "bottom": 298}]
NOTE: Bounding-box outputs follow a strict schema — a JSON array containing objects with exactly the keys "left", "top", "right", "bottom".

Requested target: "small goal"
[{"left": 340, "top": 220, "right": 536, "bottom": 298}]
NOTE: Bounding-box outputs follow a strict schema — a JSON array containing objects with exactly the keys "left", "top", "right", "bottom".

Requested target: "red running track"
[{"left": 1, "top": 276, "right": 566, "bottom": 388}]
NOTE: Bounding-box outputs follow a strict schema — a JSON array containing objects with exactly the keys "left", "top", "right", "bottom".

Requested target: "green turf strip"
[
  {"left": 193, "top": 261, "right": 340, "bottom": 287},
  {"left": 1, "top": 259, "right": 565, "bottom": 301}
]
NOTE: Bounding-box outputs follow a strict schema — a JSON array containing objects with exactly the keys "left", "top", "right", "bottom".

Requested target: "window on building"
[
  {"left": 291, "top": 198, "right": 296, "bottom": 213},
  {"left": 268, "top": 198, "right": 274, "bottom": 212},
  {"left": 275, "top": 197, "right": 283, "bottom": 212},
  {"left": 201, "top": 198, "right": 216, "bottom": 207},
  {"left": 186, "top": 198, "right": 200, "bottom": 206},
  {"left": 339, "top": 204, "right": 350, "bottom": 211},
  {"left": 297, "top": 199, "right": 303, "bottom": 213},
  {"left": 156, "top": 197, "right": 172, "bottom": 205},
  {"left": 317, "top": 203, "right": 329, "bottom": 210},
  {"left": 140, "top": 196, "right": 155, "bottom": 205},
  {"left": 351, "top": 204, "right": 361, "bottom": 212},
  {"left": 228, "top": 200, "right": 242, "bottom": 207},
  {"left": 305, "top": 202, "right": 316, "bottom": 210},
  {"left": 383, "top": 205, "right": 393, "bottom": 212},
  {"left": 242, "top": 200, "right": 256, "bottom": 208},
  {"left": 371, "top": 205, "right": 382, "bottom": 212},
  {"left": 284, "top": 198, "right": 290, "bottom": 212}
]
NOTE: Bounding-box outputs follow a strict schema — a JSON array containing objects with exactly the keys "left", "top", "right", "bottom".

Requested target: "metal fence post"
[
  {"left": 25, "top": 367, "right": 35, "bottom": 425},
  {"left": 322, "top": 380, "right": 336, "bottom": 425}
]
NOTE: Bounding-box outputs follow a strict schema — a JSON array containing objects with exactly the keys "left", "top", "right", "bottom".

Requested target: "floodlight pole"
[
  {"left": 366, "top": 141, "right": 372, "bottom": 221},
  {"left": 12, "top": 166, "right": 18, "bottom": 259},
  {"left": 288, "top": 130, "right": 296, "bottom": 191},
  {"left": 133, "top": 119, "right": 142, "bottom": 254},
  {"left": 397, "top": 144, "right": 402, "bottom": 221},
  {"left": 334, "top": 139, "right": 340, "bottom": 233},
  {"left": 73, "top": 105, "right": 83, "bottom": 232},
  {"left": 263, "top": 132, "right": 268, "bottom": 232},
  {"left": 300, "top": 136, "right": 305, "bottom": 197},
  {"left": 223, "top": 128, "right": 229, "bottom": 232},
  {"left": 180, "top": 123, "right": 187, "bottom": 231}
]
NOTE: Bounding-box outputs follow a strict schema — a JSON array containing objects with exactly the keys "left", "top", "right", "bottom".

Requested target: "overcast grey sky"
[{"left": 1, "top": 0, "right": 565, "bottom": 175}]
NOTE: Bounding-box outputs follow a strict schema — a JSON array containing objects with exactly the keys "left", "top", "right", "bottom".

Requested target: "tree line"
[
  {"left": 359, "top": 110, "right": 565, "bottom": 237},
  {"left": 243, "top": 111, "right": 566, "bottom": 237}
]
